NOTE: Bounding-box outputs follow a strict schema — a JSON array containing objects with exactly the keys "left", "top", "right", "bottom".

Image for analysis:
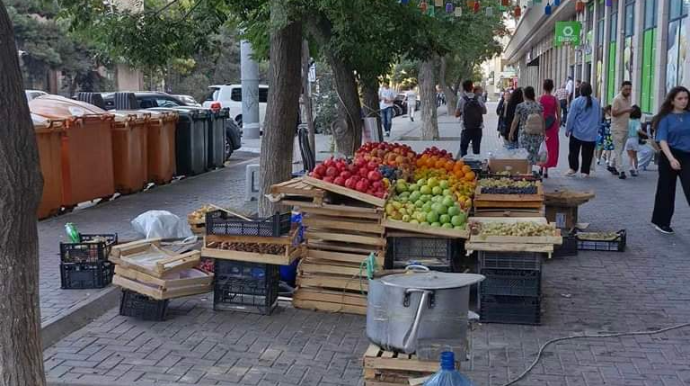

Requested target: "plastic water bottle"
[{"left": 423, "top": 352, "right": 475, "bottom": 386}]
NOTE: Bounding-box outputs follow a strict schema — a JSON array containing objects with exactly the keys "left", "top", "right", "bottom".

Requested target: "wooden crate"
[
  {"left": 269, "top": 178, "right": 329, "bottom": 206},
  {"left": 303, "top": 176, "right": 387, "bottom": 207},
  {"left": 112, "top": 266, "right": 213, "bottom": 300},
  {"left": 292, "top": 287, "right": 367, "bottom": 315},
  {"left": 465, "top": 217, "right": 560, "bottom": 253},
  {"left": 473, "top": 182, "right": 544, "bottom": 210},
  {"left": 201, "top": 228, "right": 303, "bottom": 265},
  {"left": 363, "top": 344, "right": 448, "bottom": 386},
  {"left": 382, "top": 218, "right": 469, "bottom": 239},
  {"left": 109, "top": 239, "right": 201, "bottom": 278}
]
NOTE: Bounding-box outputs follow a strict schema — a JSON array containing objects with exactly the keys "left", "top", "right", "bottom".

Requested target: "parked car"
[
  {"left": 174, "top": 94, "right": 201, "bottom": 107},
  {"left": 202, "top": 84, "right": 269, "bottom": 127},
  {"left": 101, "top": 92, "right": 189, "bottom": 110},
  {"left": 392, "top": 93, "right": 421, "bottom": 117},
  {"left": 25, "top": 90, "right": 47, "bottom": 101}
]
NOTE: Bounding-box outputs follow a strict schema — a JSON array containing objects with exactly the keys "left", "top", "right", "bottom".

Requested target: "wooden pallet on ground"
[{"left": 363, "top": 344, "right": 451, "bottom": 386}]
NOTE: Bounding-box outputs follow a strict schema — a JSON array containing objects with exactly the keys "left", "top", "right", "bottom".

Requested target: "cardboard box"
[
  {"left": 545, "top": 205, "right": 578, "bottom": 229},
  {"left": 488, "top": 159, "right": 531, "bottom": 175}
]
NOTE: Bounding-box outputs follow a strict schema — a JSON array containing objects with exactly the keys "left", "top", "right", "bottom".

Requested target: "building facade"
[{"left": 504, "top": 0, "right": 689, "bottom": 115}]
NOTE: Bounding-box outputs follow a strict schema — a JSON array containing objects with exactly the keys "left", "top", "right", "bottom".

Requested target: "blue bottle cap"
[{"left": 440, "top": 351, "right": 455, "bottom": 370}]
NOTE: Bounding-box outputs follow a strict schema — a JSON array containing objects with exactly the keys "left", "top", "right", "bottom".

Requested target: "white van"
[{"left": 203, "top": 84, "right": 269, "bottom": 127}]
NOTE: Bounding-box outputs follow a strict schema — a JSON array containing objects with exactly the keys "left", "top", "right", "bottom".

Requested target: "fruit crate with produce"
[
  {"left": 473, "top": 178, "right": 544, "bottom": 213},
  {"left": 213, "top": 259, "right": 280, "bottom": 315},
  {"left": 383, "top": 157, "right": 476, "bottom": 239},
  {"left": 575, "top": 230, "right": 626, "bottom": 252},
  {"left": 60, "top": 233, "right": 118, "bottom": 289},
  {"left": 385, "top": 233, "right": 462, "bottom": 271},
  {"left": 294, "top": 201, "right": 385, "bottom": 316},
  {"left": 466, "top": 218, "right": 561, "bottom": 254},
  {"left": 202, "top": 228, "right": 303, "bottom": 266}
]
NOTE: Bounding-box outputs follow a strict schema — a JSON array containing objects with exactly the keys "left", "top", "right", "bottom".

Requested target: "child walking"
[
  {"left": 595, "top": 105, "right": 614, "bottom": 168},
  {"left": 625, "top": 106, "right": 644, "bottom": 176}
]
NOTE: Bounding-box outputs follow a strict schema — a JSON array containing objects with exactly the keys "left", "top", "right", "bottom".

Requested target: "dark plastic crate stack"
[
  {"left": 479, "top": 268, "right": 541, "bottom": 297},
  {"left": 386, "top": 237, "right": 459, "bottom": 271},
  {"left": 576, "top": 230, "right": 626, "bottom": 252},
  {"left": 213, "top": 260, "right": 279, "bottom": 315},
  {"left": 478, "top": 251, "right": 543, "bottom": 271},
  {"left": 119, "top": 290, "right": 168, "bottom": 321},
  {"left": 205, "top": 210, "right": 291, "bottom": 237},
  {"left": 60, "top": 233, "right": 118, "bottom": 263},
  {"left": 480, "top": 294, "right": 541, "bottom": 325},
  {"left": 60, "top": 261, "right": 114, "bottom": 289},
  {"left": 554, "top": 230, "right": 578, "bottom": 257}
]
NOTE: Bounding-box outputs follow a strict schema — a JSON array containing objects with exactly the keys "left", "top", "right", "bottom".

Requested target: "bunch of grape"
[
  {"left": 479, "top": 178, "right": 537, "bottom": 194},
  {"left": 476, "top": 222, "right": 558, "bottom": 237},
  {"left": 379, "top": 165, "right": 403, "bottom": 181}
]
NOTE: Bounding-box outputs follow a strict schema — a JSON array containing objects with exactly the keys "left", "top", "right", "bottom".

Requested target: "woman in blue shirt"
[
  {"left": 565, "top": 82, "right": 601, "bottom": 177},
  {"left": 651, "top": 86, "right": 690, "bottom": 234}
]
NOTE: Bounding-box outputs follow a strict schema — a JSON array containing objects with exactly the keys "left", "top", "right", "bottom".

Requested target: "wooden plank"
[
  {"left": 113, "top": 275, "right": 212, "bottom": 300},
  {"left": 297, "top": 274, "right": 369, "bottom": 292},
  {"left": 307, "top": 241, "right": 382, "bottom": 255},
  {"left": 473, "top": 209, "right": 544, "bottom": 218},
  {"left": 292, "top": 298, "right": 367, "bottom": 315},
  {"left": 469, "top": 234, "right": 563, "bottom": 245},
  {"left": 363, "top": 356, "right": 439, "bottom": 373},
  {"left": 201, "top": 245, "right": 301, "bottom": 265},
  {"left": 475, "top": 182, "right": 544, "bottom": 202},
  {"left": 303, "top": 176, "right": 386, "bottom": 207},
  {"left": 298, "top": 201, "right": 381, "bottom": 216},
  {"left": 473, "top": 200, "right": 544, "bottom": 209},
  {"left": 364, "top": 344, "right": 381, "bottom": 359},
  {"left": 293, "top": 288, "right": 368, "bottom": 307},
  {"left": 471, "top": 217, "right": 548, "bottom": 224},
  {"left": 114, "top": 266, "right": 213, "bottom": 289},
  {"left": 302, "top": 216, "right": 383, "bottom": 234},
  {"left": 465, "top": 242, "right": 554, "bottom": 253},
  {"left": 382, "top": 219, "right": 469, "bottom": 239},
  {"left": 306, "top": 231, "right": 386, "bottom": 247},
  {"left": 300, "top": 260, "right": 366, "bottom": 277},
  {"left": 306, "top": 249, "right": 384, "bottom": 266},
  {"left": 204, "top": 228, "right": 298, "bottom": 245}
]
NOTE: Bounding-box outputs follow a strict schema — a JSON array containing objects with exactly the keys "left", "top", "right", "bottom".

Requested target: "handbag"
[{"left": 545, "top": 115, "right": 556, "bottom": 129}]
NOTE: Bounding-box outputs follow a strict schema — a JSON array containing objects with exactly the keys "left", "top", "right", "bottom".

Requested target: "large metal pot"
[{"left": 366, "top": 270, "right": 484, "bottom": 361}]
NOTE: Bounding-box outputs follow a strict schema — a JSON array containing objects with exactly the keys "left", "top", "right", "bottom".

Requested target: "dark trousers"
[
  {"left": 652, "top": 149, "right": 690, "bottom": 227},
  {"left": 460, "top": 129, "right": 482, "bottom": 157},
  {"left": 559, "top": 99, "right": 568, "bottom": 125},
  {"left": 568, "top": 135, "right": 596, "bottom": 174}
]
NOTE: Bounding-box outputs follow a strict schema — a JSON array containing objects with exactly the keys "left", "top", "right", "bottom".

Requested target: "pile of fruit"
[
  {"left": 356, "top": 142, "right": 415, "bottom": 180},
  {"left": 386, "top": 178, "right": 469, "bottom": 230},
  {"left": 472, "top": 222, "right": 558, "bottom": 237},
  {"left": 576, "top": 232, "right": 620, "bottom": 241},
  {"left": 418, "top": 146, "right": 453, "bottom": 160},
  {"left": 479, "top": 178, "right": 538, "bottom": 195},
  {"left": 309, "top": 157, "right": 389, "bottom": 198},
  {"left": 210, "top": 241, "right": 287, "bottom": 255},
  {"left": 189, "top": 204, "right": 220, "bottom": 223}
]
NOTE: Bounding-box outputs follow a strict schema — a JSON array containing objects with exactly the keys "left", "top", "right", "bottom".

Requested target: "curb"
[{"left": 41, "top": 287, "right": 120, "bottom": 349}]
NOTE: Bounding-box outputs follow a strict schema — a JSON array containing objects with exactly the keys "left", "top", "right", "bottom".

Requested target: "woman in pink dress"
[{"left": 539, "top": 79, "right": 561, "bottom": 178}]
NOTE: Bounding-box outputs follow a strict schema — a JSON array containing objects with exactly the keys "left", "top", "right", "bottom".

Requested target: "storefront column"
[
  {"left": 601, "top": 2, "right": 612, "bottom": 103},
  {"left": 614, "top": 0, "right": 626, "bottom": 90},
  {"left": 653, "top": 0, "right": 670, "bottom": 112},
  {"left": 631, "top": 0, "right": 645, "bottom": 105}
]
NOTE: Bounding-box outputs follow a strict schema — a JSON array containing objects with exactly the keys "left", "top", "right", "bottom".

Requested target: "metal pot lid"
[{"left": 380, "top": 272, "right": 485, "bottom": 289}]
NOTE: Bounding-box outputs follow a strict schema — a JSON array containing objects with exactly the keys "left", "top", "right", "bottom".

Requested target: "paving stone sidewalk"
[{"left": 45, "top": 108, "right": 690, "bottom": 386}]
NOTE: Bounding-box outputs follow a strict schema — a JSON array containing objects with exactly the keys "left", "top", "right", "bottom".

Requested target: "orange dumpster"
[
  {"left": 144, "top": 110, "right": 178, "bottom": 184},
  {"left": 33, "top": 114, "right": 65, "bottom": 219},
  {"left": 29, "top": 96, "right": 115, "bottom": 206},
  {"left": 112, "top": 111, "right": 149, "bottom": 194}
]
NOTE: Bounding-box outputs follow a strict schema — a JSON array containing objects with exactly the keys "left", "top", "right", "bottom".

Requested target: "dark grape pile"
[
  {"left": 379, "top": 165, "right": 402, "bottom": 180},
  {"left": 481, "top": 186, "right": 538, "bottom": 195}
]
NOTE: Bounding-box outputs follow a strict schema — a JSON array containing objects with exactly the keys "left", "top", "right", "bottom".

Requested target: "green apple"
[
  {"left": 431, "top": 222, "right": 441, "bottom": 227},
  {"left": 409, "top": 183, "right": 419, "bottom": 191},
  {"left": 432, "top": 186, "right": 443, "bottom": 195},
  {"left": 442, "top": 196, "right": 455, "bottom": 208},
  {"left": 454, "top": 225, "right": 465, "bottom": 230},
  {"left": 426, "top": 212, "right": 439, "bottom": 223},
  {"left": 396, "top": 183, "right": 408, "bottom": 194},
  {"left": 409, "top": 219, "right": 420, "bottom": 224},
  {"left": 409, "top": 191, "right": 421, "bottom": 202},
  {"left": 443, "top": 189, "right": 453, "bottom": 196},
  {"left": 422, "top": 202, "right": 432, "bottom": 212},
  {"left": 448, "top": 206, "right": 461, "bottom": 216},
  {"left": 402, "top": 214, "right": 411, "bottom": 222},
  {"left": 427, "top": 177, "right": 439, "bottom": 188},
  {"left": 420, "top": 185, "right": 432, "bottom": 195},
  {"left": 417, "top": 178, "right": 427, "bottom": 187},
  {"left": 439, "top": 180, "right": 450, "bottom": 189},
  {"left": 442, "top": 223, "right": 454, "bottom": 229},
  {"left": 415, "top": 200, "right": 424, "bottom": 208},
  {"left": 421, "top": 221, "right": 430, "bottom": 226},
  {"left": 439, "top": 214, "right": 451, "bottom": 224},
  {"left": 451, "top": 215, "right": 463, "bottom": 226},
  {"left": 399, "top": 208, "right": 407, "bottom": 216}
]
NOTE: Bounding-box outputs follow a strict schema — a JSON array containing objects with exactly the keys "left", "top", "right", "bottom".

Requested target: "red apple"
[
  {"left": 334, "top": 177, "right": 345, "bottom": 186},
  {"left": 367, "top": 170, "right": 382, "bottom": 181},
  {"left": 326, "top": 166, "right": 338, "bottom": 178},
  {"left": 323, "top": 176, "right": 334, "bottom": 184}
]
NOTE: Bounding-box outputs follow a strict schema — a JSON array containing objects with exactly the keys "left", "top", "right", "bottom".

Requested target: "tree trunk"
[
  {"left": 258, "top": 2, "right": 302, "bottom": 217},
  {"left": 305, "top": 16, "right": 362, "bottom": 156},
  {"left": 301, "top": 39, "right": 316, "bottom": 154},
  {"left": 0, "top": 3, "right": 47, "bottom": 386},
  {"left": 418, "top": 58, "right": 439, "bottom": 140},
  {"left": 360, "top": 76, "right": 383, "bottom": 141}
]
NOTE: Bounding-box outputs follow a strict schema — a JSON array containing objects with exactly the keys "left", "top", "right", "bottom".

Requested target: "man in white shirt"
[
  {"left": 379, "top": 83, "right": 397, "bottom": 137},
  {"left": 404, "top": 87, "right": 417, "bottom": 122},
  {"left": 565, "top": 76, "right": 574, "bottom": 104}
]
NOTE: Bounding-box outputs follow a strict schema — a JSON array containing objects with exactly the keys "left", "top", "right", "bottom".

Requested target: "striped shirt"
[{"left": 555, "top": 88, "right": 568, "bottom": 101}]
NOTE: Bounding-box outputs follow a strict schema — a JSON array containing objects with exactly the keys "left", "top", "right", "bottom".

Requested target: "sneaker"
[
  {"left": 653, "top": 224, "right": 675, "bottom": 235},
  {"left": 410, "top": 117, "right": 414, "bottom": 122},
  {"left": 385, "top": 132, "right": 390, "bottom": 137},
  {"left": 565, "top": 170, "right": 577, "bottom": 177},
  {"left": 619, "top": 172, "right": 627, "bottom": 179},
  {"left": 630, "top": 170, "right": 638, "bottom": 177},
  {"left": 607, "top": 166, "right": 618, "bottom": 175}
]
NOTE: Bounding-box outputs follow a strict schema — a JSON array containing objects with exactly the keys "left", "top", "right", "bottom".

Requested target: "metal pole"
[{"left": 241, "top": 40, "right": 261, "bottom": 139}]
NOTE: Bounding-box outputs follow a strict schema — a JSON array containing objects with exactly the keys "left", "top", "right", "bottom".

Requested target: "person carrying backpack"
[
  {"left": 455, "top": 80, "right": 487, "bottom": 157},
  {"left": 509, "top": 86, "right": 545, "bottom": 167}
]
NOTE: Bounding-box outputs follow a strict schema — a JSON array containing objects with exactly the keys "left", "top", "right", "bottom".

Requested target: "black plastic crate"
[
  {"left": 213, "top": 260, "right": 279, "bottom": 315},
  {"left": 479, "top": 268, "right": 541, "bottom": 297},
  {"left": 205, "top": 210, "right": 291, "bottom": 237},
  {"left": 576, "top": 230, "right": 626, "bottom": 252},
  {"left": 478, "top": 251, "right": 543, "bottom": 271},
  {"left": 480, "top": 294, "right": 541, "bottom": 325},
  {"left": 554, "top": 231, "right": 578, "bottom": 257},
  {"left": 386, "top": 237, "right": 459, "bottom": 270},
  {"left": 60, "top": 261, "right": 113, "bottom": 289},
  {"left": 60, "top": 233, "right": 118, "bottom": 263},
  {"left": 119, "top": 290, "right": 168, "bottom": 321}
]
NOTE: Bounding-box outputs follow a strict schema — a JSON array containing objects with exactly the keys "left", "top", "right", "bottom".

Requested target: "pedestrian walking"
[
  {"left": 379, "top": 82, "right": 397, "bottom": 137},
  {"left": 455, "top": 80, "right": 487, "bottom": 157},
  {"left": 566, "top": 76, "right": 574, "bottom": 104},
  {"left": 509, "top": 86, "right": 544, "bottom": 167},
  {"left": 609, "top": 81, "right": 634, "bottom": 179},
  {"left": 565, "top": 82, "right": 602, "bottom": 177},
  {"left": 625, "top": 105, "right": 644, "bottom": 176},
  {"left": 405, "top": 87, "right": 417, "bottom": 122},
  {"left": 595, "top": 105, "right": 614, "bottom": 167},
  {"left": 496, "top": 90, "right": 508, "bottom": 135},
  {"left": 555, "top": 83, "right": 569, "bottom": 125},
  {"left": 503, "top": 88, "right": 523, "bottom": 149},
  {"left": 539, "top": 79, "right": 561, "bottom": 178},
  {"left": 651, "top": 86, "right": 690, "bottom": 235}
]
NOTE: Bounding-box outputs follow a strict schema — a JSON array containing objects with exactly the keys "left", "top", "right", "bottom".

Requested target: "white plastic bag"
[
  {"left": 537, "top": 141, "right": 549, "bottom": 164},
  {"left": 131, "top": 210, "right": 193, "bottom": 239}
]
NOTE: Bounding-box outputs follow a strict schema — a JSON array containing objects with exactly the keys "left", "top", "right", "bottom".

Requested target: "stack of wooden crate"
[
  {"left": 473, "top": 180, "right": 545, "bottom": 218},
  {"left": 362, "top": 344, "right": 452, "bottom": 386}
]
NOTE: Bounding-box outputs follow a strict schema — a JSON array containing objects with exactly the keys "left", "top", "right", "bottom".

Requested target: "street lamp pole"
[{"left": 240, "top": 40, "right": 261, "bottom": 139}]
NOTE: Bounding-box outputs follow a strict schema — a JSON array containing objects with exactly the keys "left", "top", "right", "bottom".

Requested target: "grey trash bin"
[
  {"left": 151, "top": 107, "right": 207, "bottom": 176},
  {"left": 176, "top": 106, "right": 226, "bottom": 169}
]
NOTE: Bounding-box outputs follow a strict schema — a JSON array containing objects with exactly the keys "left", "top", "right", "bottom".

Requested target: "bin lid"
[
  {"left": 141, "top": 109, "right": 178, "bottom": 121},
  {"left": 380, "top": 271, "right": 484, "bottom": 290},
  {"left": 111, "top": 110, "right": 149, "bottom": 123},
  {"left": 173, "top": 106, "right": 212, "bottom": 119},
  {"left": 29, "top": 95, "right": 107, "bottom": 119},
  {"left": 150, "top": 107, "right": 197, "bottom": 119},
  {"left": 32, "top": 113, "right": 65, "bottom": 132}
]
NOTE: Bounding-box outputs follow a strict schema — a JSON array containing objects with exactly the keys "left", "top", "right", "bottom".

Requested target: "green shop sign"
[{"left": 554, "top": 21, "right": 582, "bottom": 47}]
